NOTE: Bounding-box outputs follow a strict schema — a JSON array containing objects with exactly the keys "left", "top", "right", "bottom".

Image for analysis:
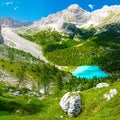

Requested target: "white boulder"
[
  {"left": 109, "top": 89, "right": 117, "bottom": 97},
  {"left": 96, "top": 83, "right": 109, "bottom": 88},
  {"left": 103, "top": 89, "right": 117, "bottom": 101},
  {"left": 60, "top": 92, "right": 81, "bottom": 117}
]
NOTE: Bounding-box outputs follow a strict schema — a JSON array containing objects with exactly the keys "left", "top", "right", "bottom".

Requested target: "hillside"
[
  {"left": 1, "top": 27, "right": 48, "bottom": 63},
  {"left": 0, "top": 45, "right": 74, "bottom": 94},
  {"left": 1, "top": 44, "right": 117, "bottom": 120},
  {"left": 0, "top": 3, "right": 120, "bottom": 120},
  {"left": 0, "top": 80, "right": 119, "bottom": 120}
]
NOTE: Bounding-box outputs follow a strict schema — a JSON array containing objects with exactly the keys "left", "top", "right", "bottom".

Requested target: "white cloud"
[
  {"left": 88, "top": 4, "right": 94, "bottom": 10},
  {"left": 3, "top": 1, "right": 13, "bottom": 6},
  {"left": 14, "top": 6, "right": 18, "bottom": 10}
]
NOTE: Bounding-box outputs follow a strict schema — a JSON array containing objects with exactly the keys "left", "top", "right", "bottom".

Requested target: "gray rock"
[
  {"left": 30, "top": 4, "right": 90, "bottom": 32},
  {"left": 60, "top": 92, "right": 81, "bottom": 117},
  {"left": 103, "top": 89, "right": 117, "bottom": 101},
  {"left": 96, "top": 83, "right": 109, "bottom": 88},
  {"left": 13, "top": 91, "right": 20, "bottom": 96}
]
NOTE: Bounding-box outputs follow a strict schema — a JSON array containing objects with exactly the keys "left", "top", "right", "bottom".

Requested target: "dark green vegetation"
[
  {"left": 0, "top": 45, "right": 107, "bottom": 94},
  {"left": 0, "top": 45, "right": 71, "bottom": 94},
  {"left": 20, "top": 23, "right": 120, "bottom": 79}
]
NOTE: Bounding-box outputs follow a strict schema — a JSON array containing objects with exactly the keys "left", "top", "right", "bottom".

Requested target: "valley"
[{"left": 0, "top": 4, "right": 120, "bottom": 120}]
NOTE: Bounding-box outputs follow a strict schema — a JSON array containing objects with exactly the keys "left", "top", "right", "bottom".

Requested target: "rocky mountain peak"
[
  {"left": 65, "top": 4, "right": 89, "bottom": 16},
  {"left": 68, "top": 4, "right": 80, "bottom": 9},
  {"left": 67, "top": 4, "right": 82, "bottom": 11},
  {"left": 28, "top": 4, "right": 120, "bottom": 33},
  {"left": 67, "top": 4, "right": 86, "bottom": 13},
  {"left": 30, "top": 4, "right": 90, "bottom": 31}
]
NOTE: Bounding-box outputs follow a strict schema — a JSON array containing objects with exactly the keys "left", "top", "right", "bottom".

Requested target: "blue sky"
[{"left": 0, "top": 0, "right": 120, "bottom": 22}]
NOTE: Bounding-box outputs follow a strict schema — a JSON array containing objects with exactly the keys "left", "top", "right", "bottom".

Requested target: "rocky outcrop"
[
  {"left": 96, "top": 83, "right": 109, "bottom": 88},
  {"left": 31, "top": 4, "right": 90, "bottom": 31},
  {"left": 30, "top": 4, "right": 120, "bottom": 32},
  {"left": 60, "top": 92, "right": 81, "bottom": 117}
]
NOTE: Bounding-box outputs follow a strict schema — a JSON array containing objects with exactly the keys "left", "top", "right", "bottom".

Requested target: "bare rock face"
[
  {"left": 31, "top": 4, "right": 90, "bottom": 31},
  {"left": 60, "top": 92, "right": 81, "bottom": 117},
  {"left": 30, "top": 4, "right": 120, "bottom": 32},
  {"left": 96, "top": 83, "right": 109, "bottom": 88}
]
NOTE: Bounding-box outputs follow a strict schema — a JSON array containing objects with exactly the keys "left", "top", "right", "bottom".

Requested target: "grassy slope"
[
  {"left": 0, "top": 45, "right": 69, "bottom": 91},
  {"left": 0, "top": 81, "right": 119, "bottom": 120}
]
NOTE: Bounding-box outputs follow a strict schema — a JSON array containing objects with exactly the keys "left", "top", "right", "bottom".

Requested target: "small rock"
[
  {"left": 103, "top": 89, "right": 117, "bottom": 101},
  {"left": 96, "top": 83, "right": 109, "bottom": 88},
  {"left": 103, "top": 94, "right": 111, "bottom": 101},
  {"left": 40, "top": 88, "right": 45, "bottom": 94},
  {"left": 60, "top": 92, "right": 81, "bottom": 117},
  {"left": 38, "top": 96, "right": 45, "bottom": 101},
  {"left": 16, "top": 109, "right": 20, "bottom": 113},
  {"left": 109, "top": 89, "right": 117, "bottom": 97},
  {"left": 13, "top": 91, "right": 20, "bottom": 96}
]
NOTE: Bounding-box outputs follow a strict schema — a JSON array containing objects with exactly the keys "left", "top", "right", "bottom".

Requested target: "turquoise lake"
[{"left": 72, "top": 66, "right": 109, "bottom": 80}]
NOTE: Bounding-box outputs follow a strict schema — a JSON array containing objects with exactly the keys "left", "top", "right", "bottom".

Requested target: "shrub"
[{"left": 21, "top": 100, "right": 43, "bottom": 114}]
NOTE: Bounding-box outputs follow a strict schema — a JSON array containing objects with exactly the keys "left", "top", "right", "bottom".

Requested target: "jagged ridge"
[
  {"left": 0, "top": 17, "right": 32, "bottom": 28},
  {"left": 31, "top": 4, "right": 120, "bottom": 31}
]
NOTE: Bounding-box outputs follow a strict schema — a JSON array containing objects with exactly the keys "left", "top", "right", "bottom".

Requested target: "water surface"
[{"left": 72, "top": 66, "right": 109, "bottom": 80}]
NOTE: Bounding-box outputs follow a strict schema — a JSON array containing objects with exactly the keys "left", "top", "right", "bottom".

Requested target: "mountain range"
[
  {"left": 0, "top": 4, "right": 120, "bottom": 32},
  {"left": 0, "top": 4, "right": 120, "bottom": 120},
  {"left": 0, "top": 17, "right": 32, "bottom": 28},
  {"left": 30, "top": 4, "right": 120, "bottom": 31}
]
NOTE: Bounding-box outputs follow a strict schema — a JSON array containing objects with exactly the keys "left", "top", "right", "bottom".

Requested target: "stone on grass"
[
  {"left": 60, "top": 92, "right": 81, "bottom": 117},
  {"left": 16, "top": 109, "right": 20, "bottom": 113},
  {"left": 96, "top": 83, "right": 109, "bottom": 88},
  {"left": 103, "top": 89, "right": 117, "bottom": 101},
  {"left": 109, "top": 89, "right": 117, "bottom": 97},
  {"left": 13, "top": 91, "right": 20, "bottom": 96},
  {"left": 38, "top": 96, "right": 45, "bottom": 101}
]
